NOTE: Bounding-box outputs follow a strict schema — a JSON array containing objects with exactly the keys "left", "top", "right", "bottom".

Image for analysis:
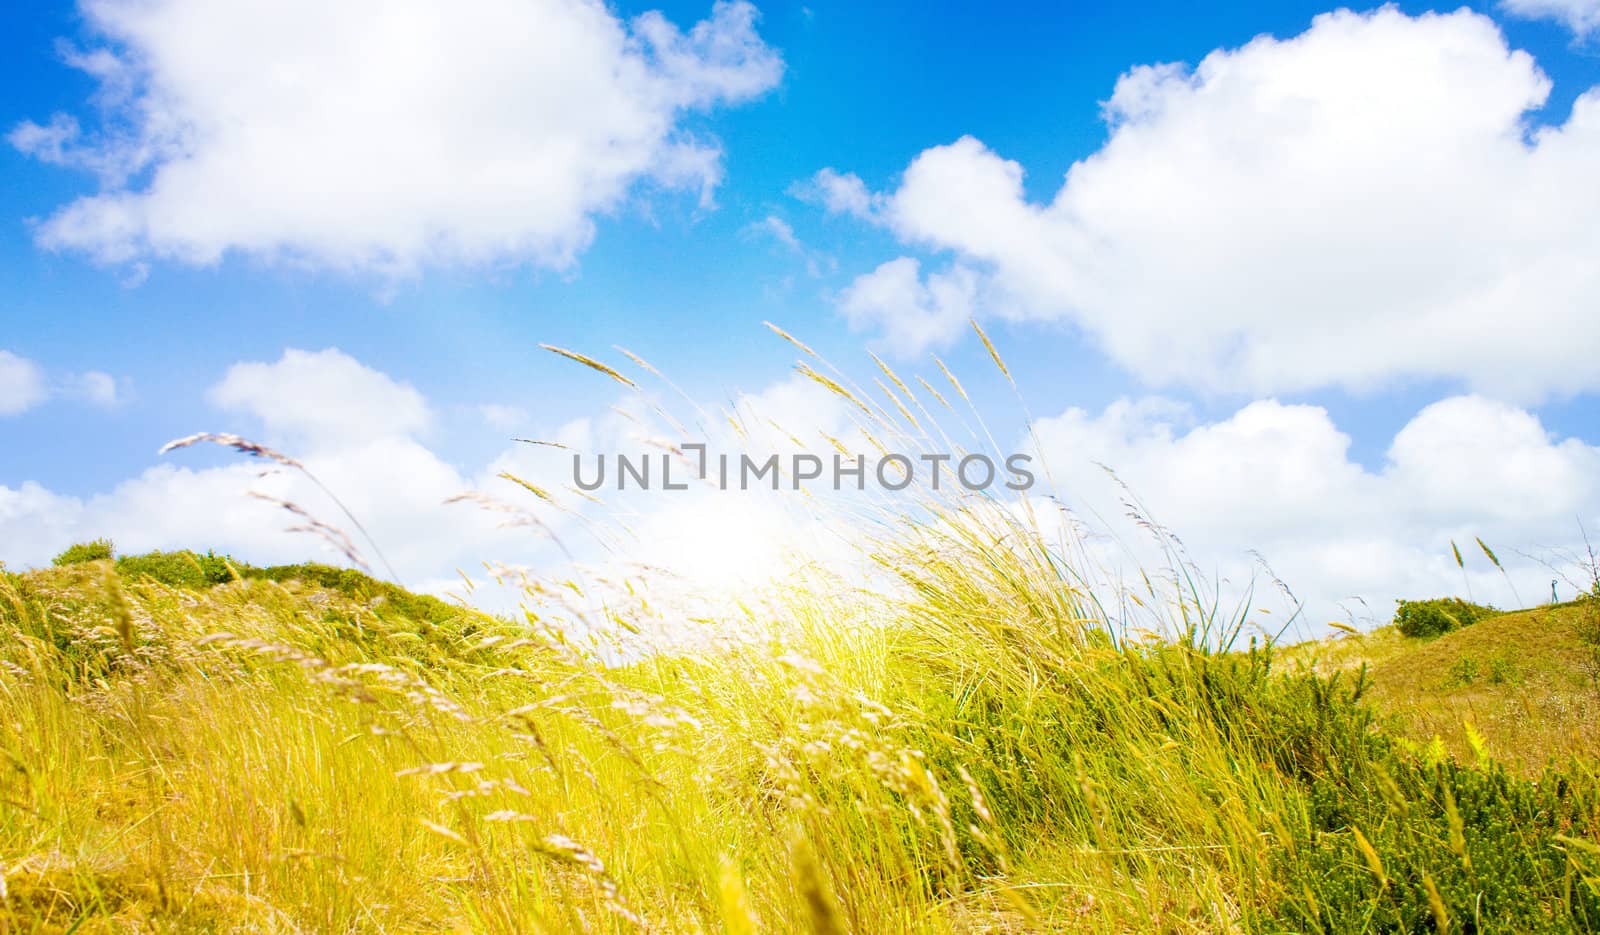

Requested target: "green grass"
[
  {"left": 5, "top": 337, "right": 1598, "bottom": 932},
  {"left": 3, "top": 543, "right": 1598, "bottom": 933},
  {"left": 1285, "top": 599, "right": 1600, "bottom": 779}
]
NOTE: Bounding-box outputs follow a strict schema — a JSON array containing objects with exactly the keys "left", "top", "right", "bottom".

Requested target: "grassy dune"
[
  {"left": 3, "top": 337, "right": 1597, "bottom": 933},
  {"left": 1285, "top": 601, "right": 1600, "bottom": 778},
  {"left": 2, "top": 542, "right": 1598, "bottom": 933}
]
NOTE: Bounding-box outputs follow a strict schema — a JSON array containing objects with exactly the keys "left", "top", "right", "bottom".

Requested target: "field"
[
  {"left": 8, "top": 2, "right": 1600, "bottom": 931},
  {"left": 2, "top": 532, "right": 1598, "bottom": 933},
  {"left": 1284, "top": 601, "right": 1600, "bottom": 778}
]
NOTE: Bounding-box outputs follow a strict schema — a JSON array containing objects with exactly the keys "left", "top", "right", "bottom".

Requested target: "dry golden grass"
[
  {"left": 1288, "top": 601, "right": 1600, "bottom": 776},
  {"left": 4, "top": 553, "right": 1597, "bottom": 932},
  {"left": 3, "top": 332, "right": 1597, "bottom": 932}
]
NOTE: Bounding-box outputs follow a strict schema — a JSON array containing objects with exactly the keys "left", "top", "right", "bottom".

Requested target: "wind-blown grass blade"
[
  {"left": 933, "top": 356, "right": 968, "bottom": 402},
  {"left": 1477, "top": 536, "right": 1501, "bottom": 569},
  {"left": 969, "top": 319, "right": 1012, "bottom": 383},
  {"left": 1477, "top": 536, "right": 1524, "bottom": 606},
  {"left": 160, "top": 431, "right": 305, "bottom": 470},
  {"left": 795, "top": 363, "right": 873, "bottom": 417},
  {"left": 247, "top": 491, "right": 371, "bottom": 572},
  {"left": 162, "top": 431, "right": 401, "bottom": 584},
  {"left": 763, "top": 320, "right": 820, "bottom": 360},
  {"left": 539, "top": 344, "right": 637, "bottom": 388}
]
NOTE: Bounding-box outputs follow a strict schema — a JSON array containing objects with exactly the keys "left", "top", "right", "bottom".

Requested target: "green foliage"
[
  {"left": 900, "top": 632, "right": 1600, "bottom": 931},
  {"left": 1439, "top": 652, "right": 1519, "bottom": 688},
  {"left": 1487, "top": 654, "right": 1518, "bottom": 685},
  {"left": 4, "top": 543, "right": 1598, "bottom": 931},
  {"left": 1280, "top": 754, "right": 1600, "bottom": 934},
  {"left": 100, "top": 551, "right": 459, "bottom": 627},
  {"left": 115, "top": 549, "right": 247, "bottom": 588},
  {"left": 1394, "top": 597, "right": 1499, "bottom": 638},
  {"left": 253, "top": 562, "right": 461, "bottom": 625},
  {"left": 1577, "top": 598, "right": 1600, "bottom": 696},
  {"left": 51, "top": 538, "right": 114, "bottom": 566},
  {"left": 1446, "top": 654, "right": 1480, "bottom": 686},
  {"left": 1172, "top": 651, "right": 1600, "bottom": 933}
]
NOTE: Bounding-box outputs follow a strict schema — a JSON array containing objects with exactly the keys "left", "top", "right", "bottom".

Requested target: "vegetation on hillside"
[
  {"left": 4, "top": 535, "right": 1599, "bottom": 932},
  {"left": 1391, "top": 597, "right": 1500, "bottom": 639},
  {"left": 1289, "top": 596, "right": 1600, "bottom": 781},
  {"left": 50, "top": 540, "right": 461, "bottom": 626},
  {"left": 5, "top": 338, "right": 1597, "bottom": 932}
]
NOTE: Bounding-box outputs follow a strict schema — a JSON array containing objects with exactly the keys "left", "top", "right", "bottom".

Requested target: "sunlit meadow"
[{"left": 3, "top": 332, "right": 1598, "bottom": 934}]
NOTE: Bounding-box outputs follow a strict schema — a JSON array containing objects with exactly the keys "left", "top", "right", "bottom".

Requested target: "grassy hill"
[
  {"left": 2, "top": 547, "right": 1598, "bottom": 933},
  {"left": 1284, "top": 601, "right": 1600, "bottom": 777}
]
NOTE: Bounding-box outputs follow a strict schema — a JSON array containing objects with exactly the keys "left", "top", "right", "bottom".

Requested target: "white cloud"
[
  {"left": 0, "top": 354, "right": 129, "bottom": 415},
  {"left": 1030, "top": 394, "right": 1600, "bottom": 632},
  {"left": 208, "top": 348, "right": 431, "bottom": 448},
  {"left": 4, "top": 337, "right": 1597, "bottom": 651},
  {"left": 71, "top": 371, "right": 121, "bottom": 408},
  {"left": 793, "top": 167, "right": 879, "bottom": 219},
  {"left": 836, "top": 257, "right": 978, "bottom": 357},
  {"left": 752, "top": 215, "right": 804, "bottom": 252},
  {"left": 1386, "top": 396, "right": 1599, "bottom": 521},
  {"left": 0, "top": 350, "right": 543, "bottom": 583},
  {"left": 1501, "top": 0, "right": 1600, "bottom": 38},
  {"left": 478, "top": 404, "right": 530, "bottom": 433},
  {"left": 0, "top": 482, "right": 83, "bottom": 566},
  {"left": 826, "top": 8, "right": 1600, "bottom": 399},
  {"left": 0, "top": 348, "right": 868, "bottom": 625},
  {"left": 748, "top": 215, "right": 833, "bottom": 277},
  {"left": 7, "top": 342, "right": 1595, "bottom": 641},
  {"left": 12, "top": 0, "right": 782, "bottom": 275},
  {"left": 0, "top": 350, "right": 48, "bottom": 416}
]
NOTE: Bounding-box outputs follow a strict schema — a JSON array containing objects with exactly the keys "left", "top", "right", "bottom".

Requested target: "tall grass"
[{"left": 2, "top": 333, "right": 1598, "bottom": 932}]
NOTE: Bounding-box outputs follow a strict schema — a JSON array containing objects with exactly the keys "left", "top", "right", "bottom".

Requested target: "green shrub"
[
  {"left": 255, "top": 562, "right": 460, "bottom": 624},
  {"left": 1278, "top": 754, "right": 1600, "bottom": 933},
  {"left": 1447, "top": 655, "right": 1480, "bottom": 686},
  {"left": 51, "top": 539, "right": 114, "bottom": 566},
  {"left": 100, "top": 551, "right": 459, "bottom": 627},
  {"left": 115, "top": 549, "right": 249, "bottom": 589},
  {"left": 1393, "top": 597, "right": 1498, "bottom": 638}
]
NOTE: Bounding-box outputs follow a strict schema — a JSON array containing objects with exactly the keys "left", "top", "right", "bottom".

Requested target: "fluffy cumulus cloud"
[
  {"left": 0, "top": 351, "right": 122, "bottom": 414},
  {"left": 10, "top": 0, "right": 782, "bottom": 275},
  {"left": 792, "top": 168, "right": 878, "bottom": 219},
  {"left": 835, "top": 257, "right": 979, "bottom": 356},
  {"left": 2, "top": 341, "right": 1597, "bottom": 634},
  {"left": 1502, "top": 0, "right": 1600, "bottom": 37},
  {"left": 0, "top": 348, "right": 536, "bottom": 587},
  {"left": 0, "top": 346, "right": 865, "bottom": 616},
  {"left": 1030, "top": 394, "right": 1600, "bottom": 633},
  {"left": 208, "top": 348, "right": 432, "bottom": 447},
  {"left": 0, "top": 351, "right": 48, "bottom": 416},
  {"left": 817, "top": 8, "right": 1600, "bottom": 398}
]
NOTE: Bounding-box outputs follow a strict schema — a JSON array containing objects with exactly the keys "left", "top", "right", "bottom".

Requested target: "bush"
[
  {"left": 95, "top": 551, "right": 460, "bottom": 627},
  {"left": 1447, "top": 655, "right": 1480, "bottom": 686},
  {"left": 1278, "top": 751, "right": 1600, "bottom": 933},
  {"left": 255, "top": 562, "right": 460, "bottom": 624},
  {"left": 1393, "top": 597, "right": 1498, "bottom": 638},
  {"left": 51, "top": 539, "right": 114, "bottom": 566},
  {"left": 115, "top": 549, "right": 248, "bottom": 589}
]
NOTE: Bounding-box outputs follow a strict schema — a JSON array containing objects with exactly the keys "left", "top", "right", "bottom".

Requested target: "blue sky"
[{"left": 3, "top": 0, "right": 1600, "bottom": 629}]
